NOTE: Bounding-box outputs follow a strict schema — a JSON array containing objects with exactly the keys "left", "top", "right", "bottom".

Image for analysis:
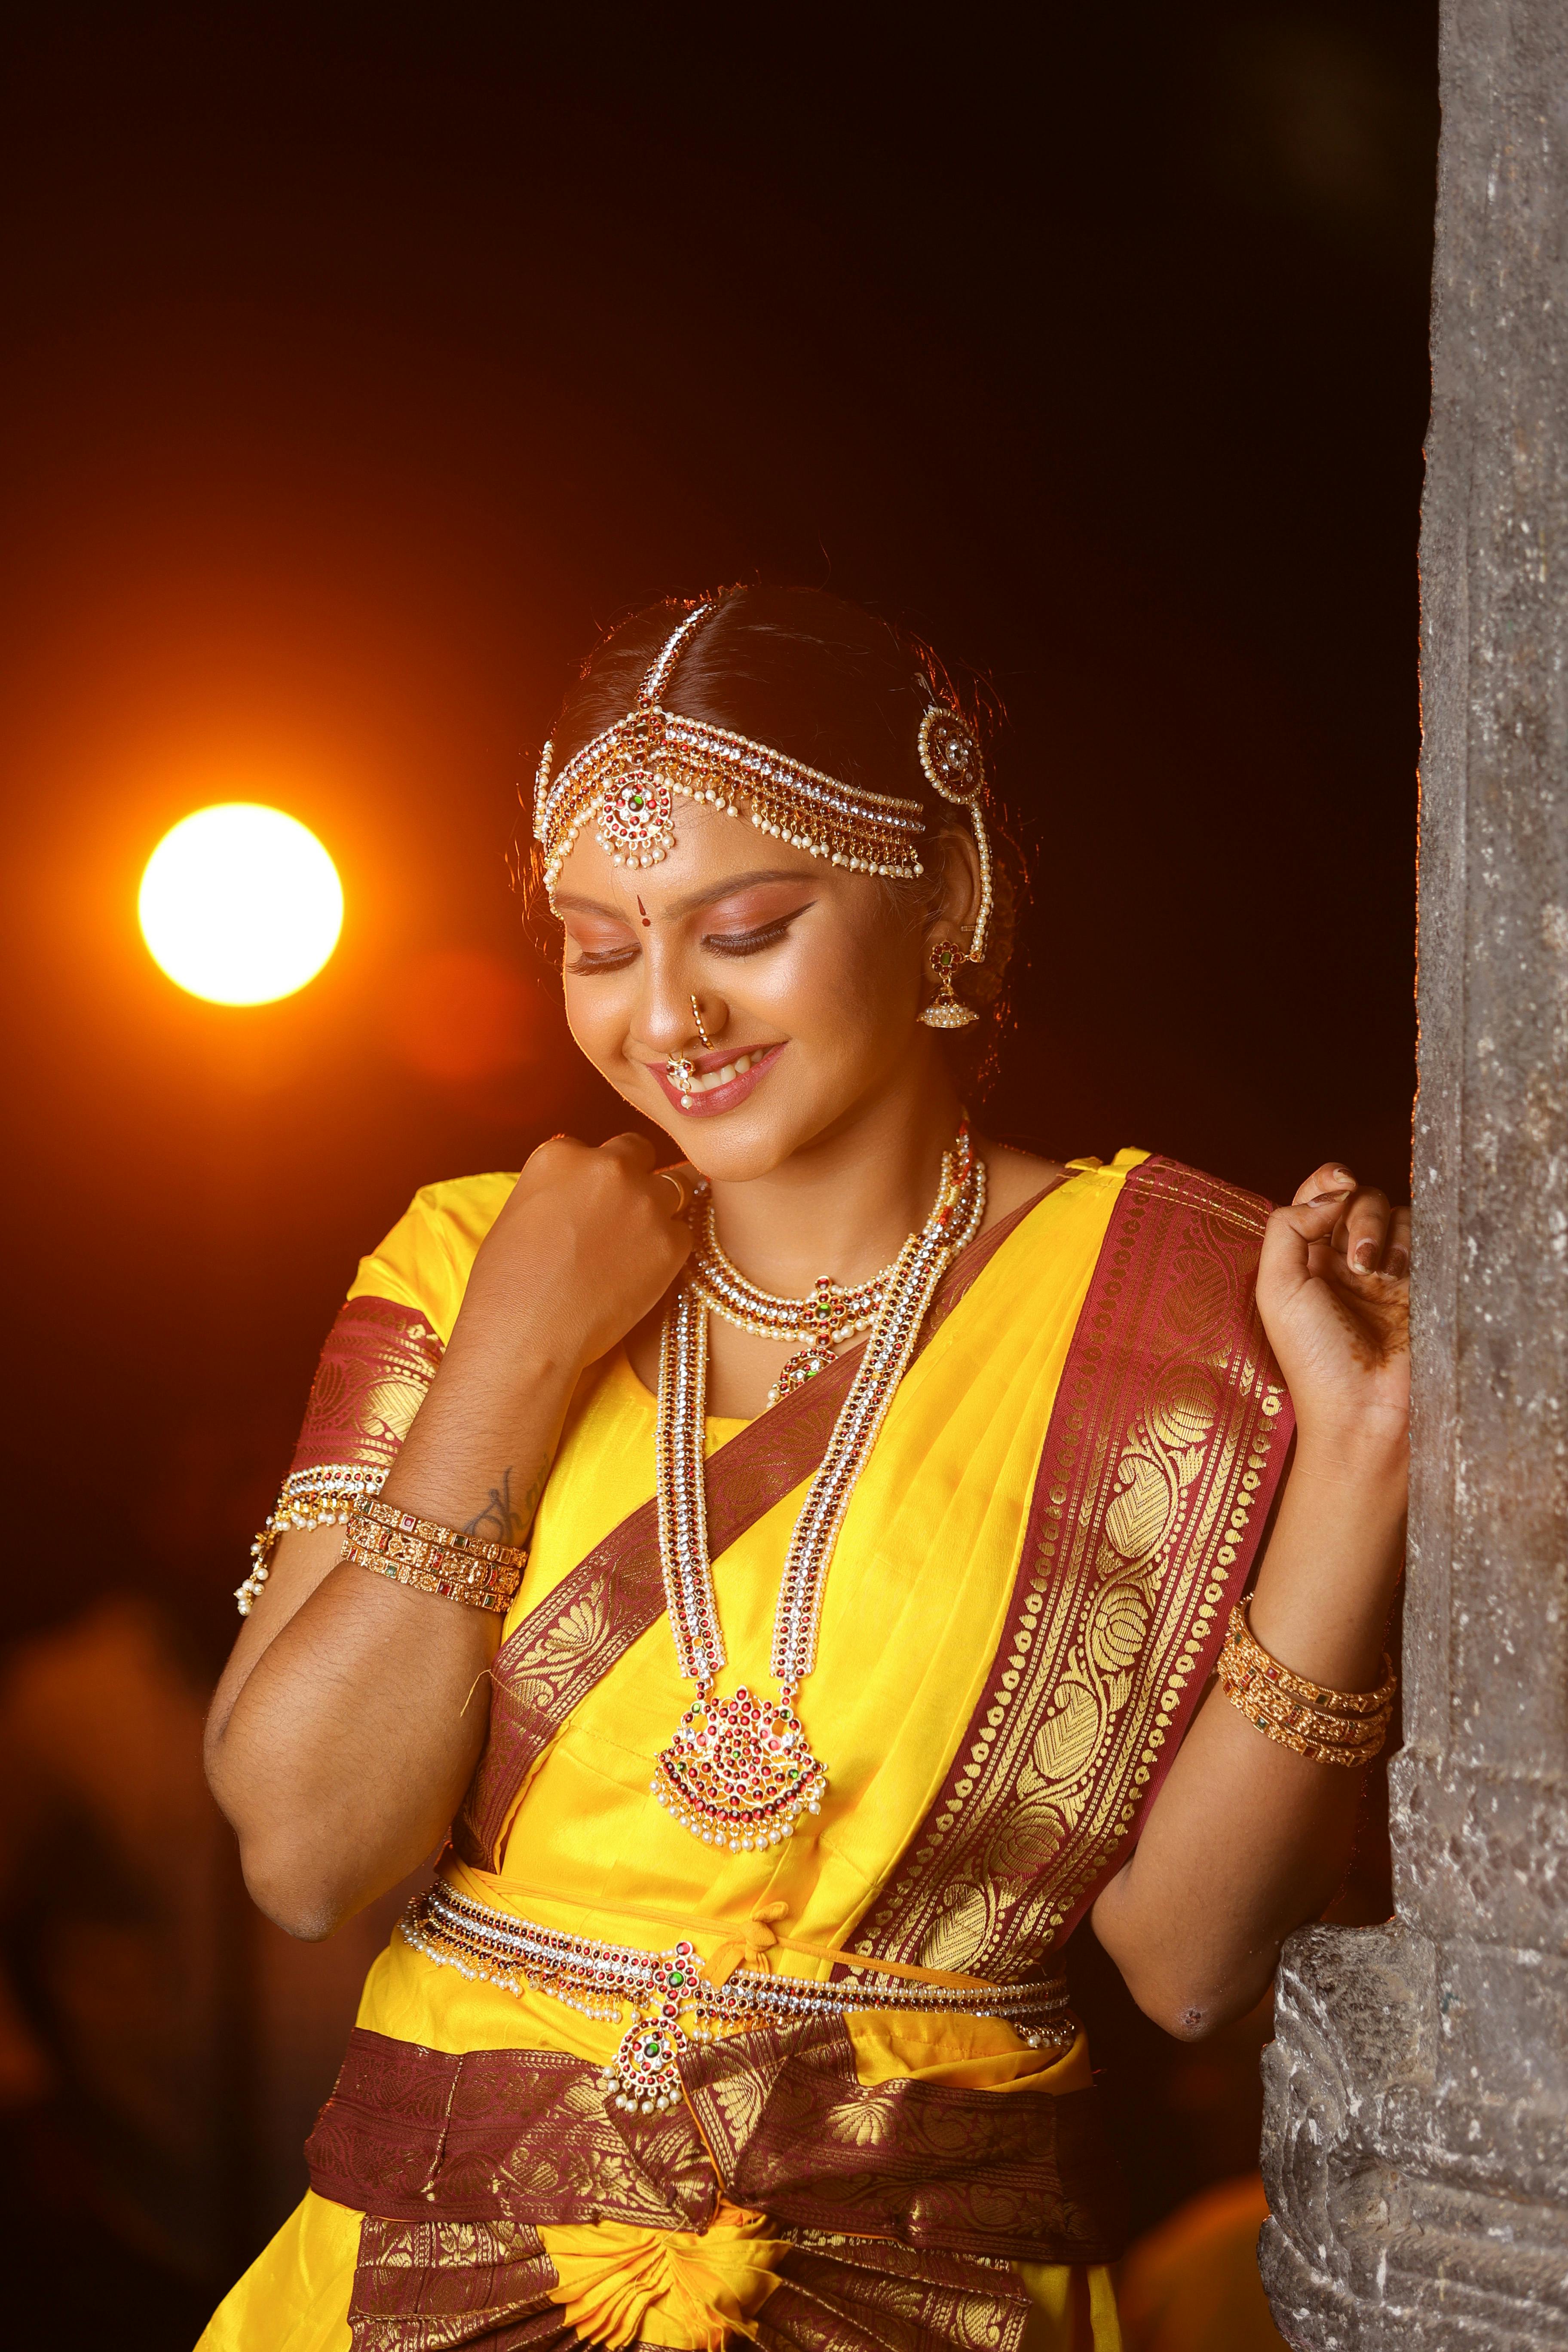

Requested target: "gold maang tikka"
[{"left": 533, "top": 604, "right": 994, "bottom": 928}]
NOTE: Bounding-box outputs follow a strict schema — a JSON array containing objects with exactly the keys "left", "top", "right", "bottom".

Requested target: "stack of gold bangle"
[
  {"left": 343, "top": 1496, "right": 527, "bottom": 1616},
  {"left": 1218, "top": 1599, "right": 1396, "bottom": 1767}
]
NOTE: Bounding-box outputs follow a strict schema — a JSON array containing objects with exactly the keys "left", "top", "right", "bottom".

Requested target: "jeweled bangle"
[
  {"left": 350, "top": 1494, "right": 527, "bottom": 1573},
  {"left": 1223, "top": 1705, "right": 1387, "bottom": 1768},
  {"left": 1224, "top": 1673, "right": 1390, "bottom": 1761},
  {"left": 342, "top": 1534, "right": 522, "bottom": 1615},
  {"left": 1218, "top": 1601, "right": 1394, "bottom": 1767},
  {"left": 1223, "top": 1599, "right": 1396, "bottom": 1717}
]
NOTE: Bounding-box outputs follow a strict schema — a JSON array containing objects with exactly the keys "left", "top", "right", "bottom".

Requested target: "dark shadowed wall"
[{"left": 0, "top": 2, "right": 1434, "bottom": 2322}]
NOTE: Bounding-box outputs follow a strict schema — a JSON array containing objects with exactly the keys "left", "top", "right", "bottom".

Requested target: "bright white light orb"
[{"left": 139, "top": 803, "right": 343, "bottom": 1005}]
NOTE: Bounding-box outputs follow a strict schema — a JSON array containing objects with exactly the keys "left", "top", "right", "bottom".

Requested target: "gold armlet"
[
  {"left": 1217, "top": 1599, "right": 1395, "bottom": 1768},
  {"left": 342, "top": 1498, "right": 525, "bottom": 1616}
]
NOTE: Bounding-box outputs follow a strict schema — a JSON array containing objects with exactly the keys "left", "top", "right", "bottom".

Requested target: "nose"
[{"left": 632, "top": 946, "right": 726, "bottom": 1060}]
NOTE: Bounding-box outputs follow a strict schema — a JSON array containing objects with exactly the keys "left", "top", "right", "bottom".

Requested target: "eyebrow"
[{"left": 553, "top": 869, "right": 820, "bottom": 922}]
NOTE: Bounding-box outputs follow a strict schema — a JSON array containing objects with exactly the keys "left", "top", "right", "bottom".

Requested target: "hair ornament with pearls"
[{"left": 533, "top": 604, "right": 991, "bottom": 927}]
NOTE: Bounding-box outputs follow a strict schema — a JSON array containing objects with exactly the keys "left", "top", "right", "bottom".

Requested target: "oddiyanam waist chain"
[{"left": 403, "top": 1879, "right": 1072, "bottom": 2116}]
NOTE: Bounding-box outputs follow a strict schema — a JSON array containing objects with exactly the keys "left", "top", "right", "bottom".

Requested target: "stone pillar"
[{"left": 1258, "top": 5, "right": 1568, "bottom": 2345}]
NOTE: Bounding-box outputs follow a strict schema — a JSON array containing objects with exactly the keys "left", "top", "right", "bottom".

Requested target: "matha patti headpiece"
[{"left": 534, "top": 600, "right": 992, "bottom": 970}]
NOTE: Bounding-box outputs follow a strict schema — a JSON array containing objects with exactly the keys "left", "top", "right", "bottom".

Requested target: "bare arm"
[
  {"left": 1092, "top": 1164, "right": 1409, "bottom": 2037},
  {"left": 204, "top": 1136, "right": 692, "bottom": 1940}
]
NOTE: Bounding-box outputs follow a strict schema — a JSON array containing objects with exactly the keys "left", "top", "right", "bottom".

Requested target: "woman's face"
[{"left": 553, "top": 798, "right": 945, "bottom": 1181}]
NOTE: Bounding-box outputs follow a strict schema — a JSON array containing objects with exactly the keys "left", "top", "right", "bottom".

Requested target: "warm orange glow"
[{"left": 138, "top": 803, "right": 343, "bottom": 1004}]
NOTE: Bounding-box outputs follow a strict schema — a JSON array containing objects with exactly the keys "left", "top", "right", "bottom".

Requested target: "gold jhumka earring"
[
  {"left": 915, "top": 707, "right": 992, "bottom": 1031},
  {"left": 919, "top": 940, "right": 975, "bottom": 1029}
]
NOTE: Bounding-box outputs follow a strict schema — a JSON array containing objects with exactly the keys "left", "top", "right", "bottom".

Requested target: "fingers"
[
  {"left": 1263, "top": 1194, "right": 1349, "bottom": 1289},
  {"left": 651, "top": 1165, "right": 698, "bottom": 1216},
  {"left": 1290, "top": 1160, "right": 1411, "bottom": 1277},
  {"left": 1385, "top": 1204, "right": 1411, "bottom": 1280},
  {"left": 1340, "top": 1185, "right": 1392, "bottom": 1274},
  {"left": 598, "top": 1131, "right": 656, "bottom": 1174},
  {"left": 1292, "top": 1161, "right": 1357, "bottom": 1208}
]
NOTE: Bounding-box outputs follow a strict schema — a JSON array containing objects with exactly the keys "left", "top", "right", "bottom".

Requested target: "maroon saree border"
[
  {"left": 453, "top": 1181, "right": 1065, "bottom": 1868},
  {"left": 843, "top": 1155, "right": 1293, "bottom": 1981}
]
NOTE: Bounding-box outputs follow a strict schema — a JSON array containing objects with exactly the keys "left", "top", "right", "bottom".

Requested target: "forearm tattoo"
[{"left": 462, "top": 1463, "right": 545, "bottom": 1548}]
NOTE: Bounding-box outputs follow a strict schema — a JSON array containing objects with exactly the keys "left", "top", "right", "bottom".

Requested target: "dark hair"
[{"left": 519, "top": 585, "right": 1026, "bottom": 1092}]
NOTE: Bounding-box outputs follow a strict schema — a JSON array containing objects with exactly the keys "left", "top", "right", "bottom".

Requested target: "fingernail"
[
  {"left": 1332, "top": 1167, "right": 1355, "bottom": 1182},
  {"left": 1353, "top": 1240, "right": 1378, "bottom": 1271},
  {"left": 1387, "top": 1246, "right": 1409, "bottom": 1277},
  {"left": 1311, "top": 1189, "right": 1353, "bottom": 1204}
]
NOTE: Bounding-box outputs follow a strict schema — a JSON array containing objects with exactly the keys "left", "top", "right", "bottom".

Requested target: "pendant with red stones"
[
  {"left": 651, "top": 1686, "right": 827, "bottom": 1851},
  {"left": 768, "top": 1343, "right": 837, "bottom": 1406},
  {"left": 597, "top": 769, "right": 677, "bottom": 867}
]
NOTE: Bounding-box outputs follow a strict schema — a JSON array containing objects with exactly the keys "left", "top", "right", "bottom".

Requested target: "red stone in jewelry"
[
  {"left": 597, "top": 1940, "right": 702, "bottom": 2114},
  {"left": 598, "top": 762, "right": 677, "bottom": 868},
  {"left": 651, "top": 1686, "right": 827, "bottom": 1852}
]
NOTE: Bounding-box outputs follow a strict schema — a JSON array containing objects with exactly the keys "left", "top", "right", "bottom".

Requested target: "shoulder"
[
  {"left": 977, "top": 1141, "right": 1154, "bottom": 1230},
  {"left": 347, "top": 1170, "right": 518, "bottom": 1344}
]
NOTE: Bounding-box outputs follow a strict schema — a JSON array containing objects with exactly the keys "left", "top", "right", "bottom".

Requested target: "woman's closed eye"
[
  {"left": 567, "top": 941, "right": 639, "bottom": 973},
  {"left": 703, "top": 905, "right": 814, "bottom": 958}
]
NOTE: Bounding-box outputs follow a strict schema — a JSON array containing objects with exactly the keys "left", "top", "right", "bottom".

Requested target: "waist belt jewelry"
[{"left": 401, "top": 1880, "right": 1072, "bottom": 2116}]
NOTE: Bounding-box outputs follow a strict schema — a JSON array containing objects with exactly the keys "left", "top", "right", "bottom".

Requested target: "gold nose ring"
[{"left": 690, "top": 995, "right": 714, "bottom": 1050}]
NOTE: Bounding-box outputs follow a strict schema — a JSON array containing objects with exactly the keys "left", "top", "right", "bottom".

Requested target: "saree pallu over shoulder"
[{"left": 845, "top": 1155, "right": 1291, "bottom": 1978}]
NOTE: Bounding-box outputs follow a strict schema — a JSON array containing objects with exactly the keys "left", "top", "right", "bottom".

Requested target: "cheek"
[
  {"left": 737, "top": 909, "right": 913, "bottom": 1042},
  {"left": 562, "top": 974, "right": 636, "bottom": 1072}
]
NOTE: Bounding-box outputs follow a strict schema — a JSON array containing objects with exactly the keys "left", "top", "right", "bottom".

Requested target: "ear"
[{"left": 924, "top": 824, "right": 983, "bottom": 944}]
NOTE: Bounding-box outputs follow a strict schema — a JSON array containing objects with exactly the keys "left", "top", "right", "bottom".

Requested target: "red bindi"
[{"left": 637, "top": 896, "right": 651, "bottom": 928}]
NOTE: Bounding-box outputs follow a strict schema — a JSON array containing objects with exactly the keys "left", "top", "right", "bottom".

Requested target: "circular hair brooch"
[{"left": 918, "top": 707, "right": 985, "bottom": 806}]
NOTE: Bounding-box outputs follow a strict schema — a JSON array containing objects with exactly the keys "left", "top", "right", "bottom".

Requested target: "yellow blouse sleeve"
[{"left": 346, "top": 1170, "right": 517, "bottom": 1343}]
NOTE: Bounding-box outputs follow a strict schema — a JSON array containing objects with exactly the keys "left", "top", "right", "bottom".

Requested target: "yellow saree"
[{"left": 202, "top": 1149, "right": 1288, "bottom": 2352}]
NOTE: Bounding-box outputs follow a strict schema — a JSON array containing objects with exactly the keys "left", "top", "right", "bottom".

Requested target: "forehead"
[{"left": 551, "top": 799, "right": 832, "bottom": 919}]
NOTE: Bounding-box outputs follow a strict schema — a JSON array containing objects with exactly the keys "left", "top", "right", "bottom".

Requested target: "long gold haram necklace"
[{"left": 650, "top": 1125, "right": 986, "bottom": 1852}]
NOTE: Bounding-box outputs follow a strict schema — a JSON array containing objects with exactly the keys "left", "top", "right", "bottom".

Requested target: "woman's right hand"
[
  {"left": 441, "top": 1132, "right": 695, "bottom": 1394},
  {"left": 205, "top": 1133, "right": 693, "bottom": 1939}
]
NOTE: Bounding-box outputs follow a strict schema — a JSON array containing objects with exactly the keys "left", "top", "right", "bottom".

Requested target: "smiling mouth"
[{"left": 653, "top": 1042, "right": 784, "bottom": 1115}]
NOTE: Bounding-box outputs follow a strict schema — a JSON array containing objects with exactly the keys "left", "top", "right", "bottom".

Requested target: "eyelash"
[
  {"left": 704, "top": 914, "right": 800, "bottom": 958},
  {"left": 567, "top": 909, "right": 808, "bottom": 975}
]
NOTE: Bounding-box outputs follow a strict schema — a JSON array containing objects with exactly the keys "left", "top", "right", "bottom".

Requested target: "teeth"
[{"left": 689, "top": 1049, "right": 765, "bottom": 1093}]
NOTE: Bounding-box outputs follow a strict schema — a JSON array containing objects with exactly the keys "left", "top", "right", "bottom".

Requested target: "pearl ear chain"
[{"left": 649, "top": 1125, "right": 985, "bottom": 1851}]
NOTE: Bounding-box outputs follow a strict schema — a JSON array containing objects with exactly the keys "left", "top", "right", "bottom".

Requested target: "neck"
[{"left": 706, "top": 1069, "right": 967, "bottom": 1294}]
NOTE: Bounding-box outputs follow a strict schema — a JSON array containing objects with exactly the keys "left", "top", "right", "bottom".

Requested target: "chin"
[
  {"left": 667, "top": 1114, "right": 805, "bottom": 1185},
  {"left": 638, "top": 1079, "right": 841, "bottom": 1185}
]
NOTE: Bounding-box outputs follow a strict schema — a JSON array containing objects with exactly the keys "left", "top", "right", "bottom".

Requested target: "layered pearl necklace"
[{"left": 650, "top": 1125, "right": 986, "bottom": 1853}]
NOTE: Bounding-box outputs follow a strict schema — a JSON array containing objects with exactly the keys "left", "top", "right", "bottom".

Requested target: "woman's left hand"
[{"left": 1255, "top": 1161, "right": 1410, "bottom": 1454}]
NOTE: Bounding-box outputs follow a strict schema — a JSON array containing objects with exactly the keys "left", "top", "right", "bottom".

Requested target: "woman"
[{"left": 200, "top": 588, "right": 1409, "bottom": 2352}]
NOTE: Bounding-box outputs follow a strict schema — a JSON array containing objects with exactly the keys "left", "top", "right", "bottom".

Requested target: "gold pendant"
[
  {"left": 768, "top": 1342, "right": 837, "bottom": 1406},
  {"left": 651, "top": 1686, "right": 827, "bottom": 1851}
]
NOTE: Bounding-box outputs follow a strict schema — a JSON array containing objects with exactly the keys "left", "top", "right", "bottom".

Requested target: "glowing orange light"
[{"left": 138, "top": 804, "right": 343, "bottom": 1004}]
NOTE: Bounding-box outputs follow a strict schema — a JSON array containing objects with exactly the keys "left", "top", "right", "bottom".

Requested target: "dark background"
[{"left": 0, "top": 0, "right": 1435, "bottom": 2332}]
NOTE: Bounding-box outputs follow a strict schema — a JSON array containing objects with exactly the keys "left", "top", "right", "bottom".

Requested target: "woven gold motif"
[{"left": 847, "top": 1160, "right": 1291, "bottom": 1981}]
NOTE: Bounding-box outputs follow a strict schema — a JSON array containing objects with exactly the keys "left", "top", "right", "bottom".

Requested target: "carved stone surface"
[{"left": 1259, "top": 3, "right": 1568, "bottom": 2343}]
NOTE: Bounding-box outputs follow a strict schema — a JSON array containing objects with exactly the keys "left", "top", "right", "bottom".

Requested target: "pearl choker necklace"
[{"left": 686, "top": 1196, "right": 899, "bottom": 1405}]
